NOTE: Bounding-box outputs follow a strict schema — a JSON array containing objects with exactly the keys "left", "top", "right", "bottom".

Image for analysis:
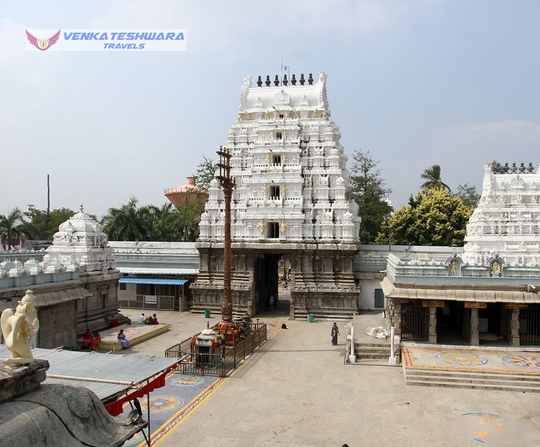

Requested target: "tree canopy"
[
  {"left": 456, "top": 183, "right": 481, "bottom": 207},
  {"left": 0, "top": 208, "right": 24, "bottom": 249},
  {"left": 421, "top": 164, "right": 451, "bottom": 192},
  {"left": 194, "top": 156, "right": 217, "bottom": 190},
  {"left": 375, "top": 188, "right": 473, "bottom": 247},
  {"left": 349, "top": 149, "right": 393, "bottom": 243}
]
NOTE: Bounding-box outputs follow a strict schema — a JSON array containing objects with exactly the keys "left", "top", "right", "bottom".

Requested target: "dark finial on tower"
[
  {"left": 283, "top": 74, "right": 288, "bottom": 86},
  {"left": 291, "top": 74, "right": 297, "bottom": 85},
  {"left": 265, "top": 75, "right": 271, "bottom": 86},
  {"left": 528, "top": 162, "right": 534, "bottom": 173},
  {"left": 274, "top": 75, "right": 280, "bottom": 86},
  {"left": 308, "top": 73, "right": 314, "bottom": 85},
  {"left": 257, "top": 75, "right": 262, "bottom": 87},
  {"left": 300, "top": 73, "right": 305, "bottom": 85}
]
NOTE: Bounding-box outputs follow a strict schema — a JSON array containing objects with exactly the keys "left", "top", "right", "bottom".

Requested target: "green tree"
[
  {"left": 0, "top": 208, "right": 24, "bottom": 249},
  {"left": 421, "top": 164, "right": 451, "bottom": 192},
  {"left": 194, "top": 156, "right": 217, "bottom": 190},
  {"left": 20, "top": 205, "right": 75, "bottom": 240},
  {"left": 147, "top": 203, "right": 181, "bottom": 241},
  {"left": 101, "top": 197, "right": 151, "bottom": 241},
  {"left": 375, "top": 189, "right": 473, "bottom": 247},
  {"left": 349, "top": 149, "right": 393, "bottom": 243},
  {"left": 174, "top": 191, "right": 207, "bottom": 241},
  {"left": 456, "top": 183, "right": 481, "bottom": 207}
]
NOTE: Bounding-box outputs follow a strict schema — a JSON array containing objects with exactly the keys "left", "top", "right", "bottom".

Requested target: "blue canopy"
[{"left": 119, "top": 277, "right": 188, "bottom": 286}]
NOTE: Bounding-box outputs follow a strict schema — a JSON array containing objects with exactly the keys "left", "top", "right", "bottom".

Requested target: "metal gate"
[
  {"left": 519, "top": 304, "right": 540, "bottom": 345},
  {"left": 401, "top": 300, "right": 429, "bottom": 341}
]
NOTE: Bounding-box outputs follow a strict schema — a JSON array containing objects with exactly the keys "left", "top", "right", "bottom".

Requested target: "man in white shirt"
[{"left": 137, "top": 313, "right": 145, "bottom": 324}]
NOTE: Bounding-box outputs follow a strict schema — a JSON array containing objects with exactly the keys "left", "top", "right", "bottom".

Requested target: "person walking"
[{"left": 331, "top": 322, "right": 340, "bottom": 346}]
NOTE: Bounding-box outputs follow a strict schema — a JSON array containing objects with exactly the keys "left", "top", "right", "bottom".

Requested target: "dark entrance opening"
[
  {"left": 253, "top": 253, "right": 290, "bottom": 316},
  {"left": 479, "top": 303, "right": 510, "bottom": 345},
  {"left": 436, "top": 301, "right": 467, "bottom": 344}
]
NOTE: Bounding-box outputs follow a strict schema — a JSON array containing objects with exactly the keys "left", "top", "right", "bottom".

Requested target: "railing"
[
  {"left": 118, "top": 295, "right": 175, "bottom": 311},
  {"left": 165, "top": 323, "right": 267, "bottom": 377}
]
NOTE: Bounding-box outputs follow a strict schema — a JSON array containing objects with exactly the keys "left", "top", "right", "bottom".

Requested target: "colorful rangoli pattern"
[
  {"left": 170, "top": 375, "right": 205, "bottom": 387},
  {"left": 502, "top": 354, "right": 540, "bottom": 369},
  {"left": 141, "top": 396, "right": 184, "bottom": 413},
  {"left": 436, "top": 351, "right": 488, "bottom": 366}
]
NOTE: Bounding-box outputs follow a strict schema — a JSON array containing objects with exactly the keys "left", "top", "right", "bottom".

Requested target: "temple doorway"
[
  {"left": 253, "top": 254, "right": 290, "bottom": 315},
  {"left": 436, "top": 301, "right": 467, "bottom": 344},
  {"left": 479, "top": 303, "right": 509, "bottom": 345}
]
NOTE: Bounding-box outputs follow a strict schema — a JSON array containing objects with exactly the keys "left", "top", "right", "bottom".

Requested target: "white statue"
[{"left": 1, "top": 290, "right": 40, "bottom": 365}]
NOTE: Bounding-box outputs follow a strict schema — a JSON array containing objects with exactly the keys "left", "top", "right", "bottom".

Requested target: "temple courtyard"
[{"left": 110, "top": 307, "right": 540, "bottom": 447}]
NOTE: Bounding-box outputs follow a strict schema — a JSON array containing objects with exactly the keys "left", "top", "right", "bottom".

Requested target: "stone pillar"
[
  {"left": 510, "top": 309, "right": 520, "bottom": 347},
  {"left": 470, "top": 308, "right": 480, "bottom": 346},
  {"left": 393, "top": 302, "right": 402, "bottom": 336},
  {"left": 429, "top": 307, "right": 437, "bottom": 344}
]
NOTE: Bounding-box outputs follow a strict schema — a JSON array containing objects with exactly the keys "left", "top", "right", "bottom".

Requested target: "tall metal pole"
[{"left": 217, "top": 146, "right": 234, "bottom": 323}]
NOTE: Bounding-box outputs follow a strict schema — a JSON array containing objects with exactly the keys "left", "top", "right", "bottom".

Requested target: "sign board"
[
  {"left": 464, "top": 302, "right": 487, "bottom": 309},
  {"left": 505, "top": 303, "right": 528, "bottom": 310},
  {"left": 144, "top": 295, "right": 157, "bottom": 304},
  {"left": 422, "top": 300, "right": 444, "bottom": 308}
]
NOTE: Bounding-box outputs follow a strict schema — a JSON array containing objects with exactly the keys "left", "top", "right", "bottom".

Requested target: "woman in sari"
[{"left": 117, "top": 329, "right": 130, "bottom": 349}]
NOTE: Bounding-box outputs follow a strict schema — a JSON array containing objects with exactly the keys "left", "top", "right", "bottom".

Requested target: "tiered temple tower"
[
  {"left": 45, "top": 206, "right": 122, "bottom": 333},
  {"left": 463, "top": 162, "right": 540, "bottom": 269},
  {"left": 191, "top": 73, "right": 361, "bottom": 319}
]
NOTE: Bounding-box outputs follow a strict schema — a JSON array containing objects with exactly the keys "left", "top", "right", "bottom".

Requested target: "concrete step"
[
  {"left": 406, "top": 379, "right": 540, "bottom": 393},
  {"left": 403, "top": 367, "right": 540, "bottom": 392},
  {"left": 405, "top": 369, "right": 540, "bottom": 382}
]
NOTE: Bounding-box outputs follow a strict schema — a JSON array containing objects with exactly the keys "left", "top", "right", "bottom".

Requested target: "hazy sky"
[{"left": 2, "top": 0, "right": 539, "bottom": 219}]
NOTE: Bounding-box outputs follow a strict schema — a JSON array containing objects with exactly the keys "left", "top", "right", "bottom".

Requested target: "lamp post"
[{"left": 217, "top": 146, "right": 235, "bottom": 323}]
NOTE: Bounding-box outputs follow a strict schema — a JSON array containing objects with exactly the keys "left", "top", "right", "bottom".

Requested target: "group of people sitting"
[
  {"left": 137, "top": 313, "right": 159, "bottom": 325},
  {"left": 82, "top": 330, "right": 101, "bottom": 351}
]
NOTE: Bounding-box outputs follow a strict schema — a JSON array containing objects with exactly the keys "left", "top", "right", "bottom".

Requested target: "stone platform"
[
  {"left": 98, "top": 323, "right": 170, "bottom": 352},
  {"left": 402, "top": 343, "right": 540, "bottom": 392}
]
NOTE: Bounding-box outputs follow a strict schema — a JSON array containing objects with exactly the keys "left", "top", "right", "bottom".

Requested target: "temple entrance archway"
[{"left": 253, "top": 254, "right": 291, "bottom": 315}]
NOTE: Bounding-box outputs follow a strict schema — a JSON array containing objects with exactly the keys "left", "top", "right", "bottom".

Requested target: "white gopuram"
[
  {"left": 192, "top": 73, "right": 361, "bottom": 319},
  {"left": 463, "top": 162, "right": 540, "bottom": 271},
  {"left": 44, "top": 206, "right": 121, "bottom": 333}
]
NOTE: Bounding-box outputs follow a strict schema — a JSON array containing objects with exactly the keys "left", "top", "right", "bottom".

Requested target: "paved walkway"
[{"left": 113, "top": 309, "right": 540, "bottom": 447}]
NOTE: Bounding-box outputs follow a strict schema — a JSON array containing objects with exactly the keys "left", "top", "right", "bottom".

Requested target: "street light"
[{"left": 217, "top": 146, "right": 235, "bottom": 323}]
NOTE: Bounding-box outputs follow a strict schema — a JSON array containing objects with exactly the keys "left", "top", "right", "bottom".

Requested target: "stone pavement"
[{"left": 116, "top": 308, "right": 540, "bottom": 447}]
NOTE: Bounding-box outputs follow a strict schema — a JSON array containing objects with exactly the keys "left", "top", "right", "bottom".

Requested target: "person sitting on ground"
[
  {"left": 90, "top": 331, "right": 101, "bottom": 351},
  {"left": 82, "top": 329, "right": 93, "bottom": 349},
  {"left": 144, "top": 315, "right": 153, "bottom": 324},
  {"left": 151, "top": 314, "right": 159, "bottom": 324},
  {"left": 117, "top": 329, "right": 130, "bottom": 349},
  {"left": 137, "top": 313, "right": 145, "bottom": 324}
]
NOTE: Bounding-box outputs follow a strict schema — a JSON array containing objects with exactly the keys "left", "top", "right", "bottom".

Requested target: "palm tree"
[
  {"left": 101, "top": 197, "right": 151, "bottom": 241},
  {"left": 0, "top": 207, "right": 24, "bottom": 250},
  {"left": 147, "top": 203, "right": 180, "bottom": 241},
  {"left": 421, "top": 165, "right": 451, "bottom": 192}
]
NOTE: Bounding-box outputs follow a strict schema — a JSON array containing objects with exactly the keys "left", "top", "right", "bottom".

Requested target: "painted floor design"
[
  {"left": 402, "top": 346, "right": 540, "bottom": 375},
  {"left": 121, "top": 320, "right": 280, "bottom": 447},
  {"left": 451, "top": 412, "right": 538, "bottom": 445},
  {"left": 121, "top": 371, "right": 221, "bottom": 447}
]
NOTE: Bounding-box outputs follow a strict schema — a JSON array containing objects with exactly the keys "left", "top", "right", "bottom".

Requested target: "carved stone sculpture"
[{"left": 1, "top": 290, "right": 40, "bottom": 365}]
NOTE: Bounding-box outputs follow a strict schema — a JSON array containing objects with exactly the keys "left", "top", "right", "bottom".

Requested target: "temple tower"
[
  {"left": 191, "top": 73, "right": 361, "bottom": 319},
  {"left": 45, "top": 206, "right": 122, "bottom": 333},
  {"left": 463, "top": 162, "right": 540, "bottom": 269}
]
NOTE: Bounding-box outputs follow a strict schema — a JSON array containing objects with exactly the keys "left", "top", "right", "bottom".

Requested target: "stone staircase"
[
  {"left": 356, "top": 342, "right": 391, "bottom": 360},
  {"left": 403, "top": 366, "right": 540, "bottom": 393}
]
